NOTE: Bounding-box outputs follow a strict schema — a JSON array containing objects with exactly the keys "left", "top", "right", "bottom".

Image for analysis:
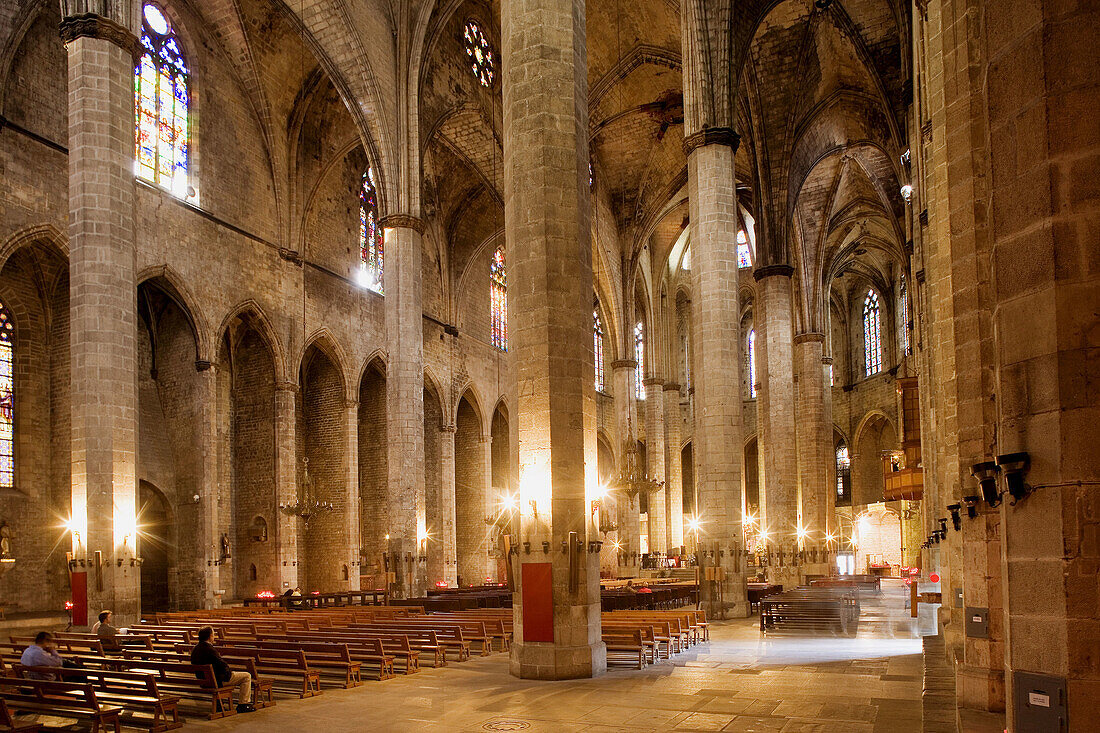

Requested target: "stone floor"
[{"left": 194, "top": 581, "right": 924, "bottom": 732}]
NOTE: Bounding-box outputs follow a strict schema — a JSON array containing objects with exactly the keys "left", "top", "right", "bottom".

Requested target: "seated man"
[
  {"left": 92, "top": 610, "right": 121, "bottom": 649},
  {"left": 19, "top": 631, "right": 66, "bottom": 679},
  {"left": 190, "top": 626, "right": 254, "bottom": 713}
]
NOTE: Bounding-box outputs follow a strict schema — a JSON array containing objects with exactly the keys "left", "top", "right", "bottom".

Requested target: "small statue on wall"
[
  {"left": 220, "top": 532, "right": 231, "bottom": 562},
  {"left": 0, "top": 521, "right": 12, "bottom": 558}
]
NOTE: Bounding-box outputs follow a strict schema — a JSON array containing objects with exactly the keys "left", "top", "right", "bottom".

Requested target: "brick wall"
[{"left": 357, "top": 365, "right": 387, "bottom": 576}]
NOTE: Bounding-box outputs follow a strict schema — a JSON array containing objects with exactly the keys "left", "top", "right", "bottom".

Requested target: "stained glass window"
[
  {"left": 835, "top": 443, "right": 851, "bottom": 504},
  {"left": 135, "top": 3, "right": 190, "bottom": 197},
  {"left": 737, "top": 230, "right": 752, "bottom": 269},
  {"left": 358, "top": 167, "right": 384, "bottom": 294},
  {"left": 863, "top": 289, "right": 882, "bottom": 376},
  {"left": 748, "top": 328, "right": 757, "bottom": 398},
  {"left": 491, "top": 247, "right": 507, "bottom": 351},
  {"left": 899, "top": 276, "right": 910, "bottom": 356},
  {"left": 594, "top": 305, "right": 605, "bottom": 392},
  {"left": 634, "top": 322, "right": 645, "bottom": 400},
  {"left": 0, "top": 303, "right": 12, "bottom": 488},
  {"left": 463, "top": 20, "right": 494, "bottom": 87}
]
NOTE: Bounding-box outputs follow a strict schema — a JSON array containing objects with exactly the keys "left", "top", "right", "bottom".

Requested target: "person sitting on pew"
[
  {"left": 190, "top": 626, "right": 255, "bottom": 713},
  {"left": 92, "top": 610, "right": 121, "bottom": 650},
  {"left": 19, "top": 631, "right": 83, "bottom": 680}
]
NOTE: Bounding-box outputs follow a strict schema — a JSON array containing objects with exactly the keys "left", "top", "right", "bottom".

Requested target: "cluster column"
[
  {"left": 195, "top": 363, "right": 222, "bottom": 608},
  {"left": 503, "top": 0, "right": 605, "bottom": 679},
  {"left": 755, "top": 267, "right": 800, "bottom": 586},
  {"left": 382, "top": 216, "right": 427, "bottom": 598},
  {"left": 62, "top": 2, "right": 142, "bottom": 622},
  {"left": 662, "top": 383, "right": 684, "bottom": 551}
]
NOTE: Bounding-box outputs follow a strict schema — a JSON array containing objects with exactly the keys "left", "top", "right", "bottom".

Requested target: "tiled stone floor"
[{"left": 195, "top": 581, "right": 923, "bottom": 732}]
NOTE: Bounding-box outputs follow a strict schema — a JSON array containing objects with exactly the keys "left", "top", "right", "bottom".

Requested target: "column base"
[
  {"left": 957, "top": 663, "right": 1006, "bottom": 713},
  {"left": 510, "top": 641, "right": 607, "bottom": 680}
]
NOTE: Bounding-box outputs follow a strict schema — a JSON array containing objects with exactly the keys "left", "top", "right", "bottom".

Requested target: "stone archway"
[{"left": 138, "top": 481, "right": 172, "bottom": 614}]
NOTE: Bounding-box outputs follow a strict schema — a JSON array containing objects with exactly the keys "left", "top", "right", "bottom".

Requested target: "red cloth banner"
[
  {"left": 521, "top": 562, "right": 554, "bottom": 643},
  {"left": 70, "top": 571, "right": 88, "bottom": 627}
]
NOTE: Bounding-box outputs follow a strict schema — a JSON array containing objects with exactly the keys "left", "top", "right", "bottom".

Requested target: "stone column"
[
  {"left": 195, "top": 362, "right": 222, "bottom": 608},
  {"left": 343, "top": 400, "right": 361, "bottom": 590},
  {"left": 382, "top": 216, "right": 426, "bottom": 599},
  {"left": 479, "top": 434, "right": 495, "bottom": 583},
  {"left": 62, "top": 3, "right": 142, "bottom": 622},
  {"left": 755, "top": 266, "right": 799, "bottom": 586},
  {"left": 643, "top": 377, "right": 667, "bottom": 554},
  {"left": 273, "top": 382, "right": 300, "bottom": 591},
  {"left": 663, "top": 383, "right": 684, "bottom": 551},
  {"left": 821, "top": 355, "right": 836, "bottom": 561},
  {"left": 503, "top": 0, "right": 605, "bottom": 679},
  {"left": 439, "top": 424, "right": 458, "bottom": 587},
  {"left": 795, "top": 333, "right": 830, "bottom": 575},
  {"left": 611, "top": 359, "right": 639, "bottom": 576}
]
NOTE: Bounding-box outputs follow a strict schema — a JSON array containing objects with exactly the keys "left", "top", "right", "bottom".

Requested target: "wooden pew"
[
  {"left": 601, "top": 629, "right": 647, "bottom": 670},
  {"left": 759, "top": 589, "right": 858, "bottom": 635},
  {"left": 212, "top": 641, "right": 361, "bottom": 688},
  {"left": 117, "top": 650, "right": 275, "bottom": 710},
  {"left": 15, "top": 665, "right": 181, "bottom": 732},
  {"left": 0, "top": 677, "right": 123, "bottom": 733},
  {"left": 110, "top": 655, "right": 242, "bottom": 719},
  {"left": 0, "top": 698, "right": 41, "bottom": 733}
]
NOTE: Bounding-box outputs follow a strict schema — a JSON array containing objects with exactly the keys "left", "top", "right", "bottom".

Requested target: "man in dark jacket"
[{"left": 190, "top": 626, "right": 254, "bottom": 713}]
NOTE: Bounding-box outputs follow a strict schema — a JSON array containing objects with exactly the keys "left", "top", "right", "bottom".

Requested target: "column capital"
[
  {"left": 379, "top": 214, "right": 426, "bottom": 234},
  {"left": 59, "top": 13, "right": 140, "bottom": 55},
  {"left": 753, "top": 264, "right": 795, "bottom": 281},
  {"left": 793, "top": 332, "right": 826, "bottom": 344},
  {"left": 682, "top": 127, "right": 739, "bottom": 155},
  {"left": 642, "top": 376, "right": 665, "bottom": 388},
  {"left": 610, "top": 359, "right": 637, "bottom": 370},
  {"left": 275, "top": 381, "right": 300, "bottom": 394},
  {"left": 344, "top": 399, "right": 360, "bottom": 410},
  {"left": 821, "top": 356, "right": 835, "bottom": 365},
  {"left": 195, "top": 360, "right": 214, "bottom": 372},
  {"left": 440, "top": 423, "right": 457, "bottom": 434},
  {"left": 662, "top": 382, "right": 682, "bottom": 392}
]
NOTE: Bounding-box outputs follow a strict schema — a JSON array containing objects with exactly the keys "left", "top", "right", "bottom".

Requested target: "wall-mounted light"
[
  {"left": 900, "top": 184, "right": 913, "bottom": 202},
  {"left": 947, "top": 504, "right": 962, "bottom": 531},
  {"left": 970, "top": 461, "right": 1001, "bottom": 507},
  {"left": 962, "top": 496, "right": 980, "bottom": 519},
  {"left": 996, "top": 452, "right": 1031, "bottom": 504},
  {"left": 937, "top": 517, "right": 948, "bottom": 536}
]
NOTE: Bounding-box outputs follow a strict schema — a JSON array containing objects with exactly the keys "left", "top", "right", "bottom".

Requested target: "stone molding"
[
  {"left": 194, "top": 360, "right": 213, "bottom": 372},
  {"left": 379, "top": 214, "right": 426, "bottom": 234},
  {"left": 440, "top": 424, "right": 457, "bottom": 434},
  {"left": 275, "top": 380, "right": 299, "bottom": 394},
  {"left": 642, "top": 377, "right": 665, "bottom": 387},
  {"left": 610, "top": 359, "right": 637, "bottom": 370},
  {"left": 682, "top": 126, "right": 739, "bottom": 155},
  {"left": 793, "top": 332, "right": 826, "bottom": 344},
  {"left": 663, "top": 382, "right": 682, "bottom": 392},
  {"left": 59, "top": 13, "right": 140, "bottom": 55},
  {"left": 753, "top": 264, "right": 795, "bottom": 281},
  {"left": 344, "top": 400, "right": 359, "bottom": 410}
]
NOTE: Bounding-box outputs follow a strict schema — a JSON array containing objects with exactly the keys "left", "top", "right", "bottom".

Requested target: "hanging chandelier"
[
  {"left": 280, "top": 457, "right": 333, "bottom": 528},
  {"left": 611, "top": 440, "right": 663, "bottom": 506}
]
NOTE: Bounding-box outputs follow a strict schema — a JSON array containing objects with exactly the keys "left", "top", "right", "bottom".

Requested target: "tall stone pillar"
[
  {"left": 821, "top": 355, "right": 836, "bottom": 554},
  {"left": 273, "top": 383, "right": 300, "bottom": 591},
  {"left": 479, "top": 434, "right": 495, "bottom": 583},
  {"left": 382, "top": 216, "right": 426, "bottom": 599},
  {"left": 662, "top": 383, "right": 684, "bottom": 551},
  {"left": 795, "top": 333, "right": 830, "bottom": 574},
  {"left": 62, "top": 2, "right": 142, "bottom": 621},
  {"left": 195, "top": 363, "right": 222, "bottom": 608},
  {"left": 439, "top": 424, "right": 458, "bottom": 587},
  {"left": 643, "top": 377, "right": 667, "bottom": 554},
  {"left": 755, "top": 267, "right": 799, "bottom": 586},
  {"left": 681, "top": 0, "right": 746, "bottom": 618},
  {"left": 503, "top": 0, "right": 605, "bottom": 679},
  {"left": 611, "top": 359, "right": 639, "bottom": 576},
  {"left": 343, "top": 400, "right": 361, "bottom": 590}
]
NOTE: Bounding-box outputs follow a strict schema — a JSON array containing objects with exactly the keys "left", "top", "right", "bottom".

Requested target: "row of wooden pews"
[{"left": 759, "top": 588, "right": 861, "bottom": 635}]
